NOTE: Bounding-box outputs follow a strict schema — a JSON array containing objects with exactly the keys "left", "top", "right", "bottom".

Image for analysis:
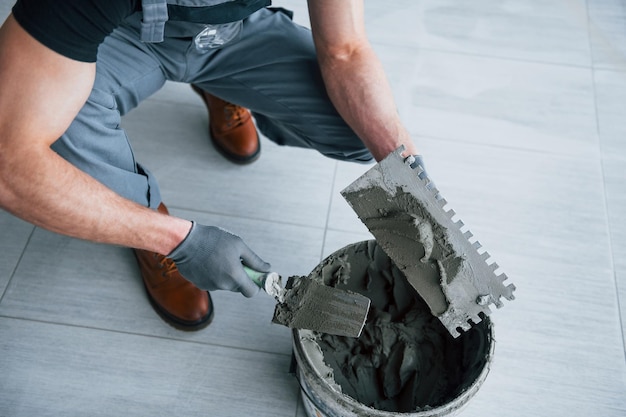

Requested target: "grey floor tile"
[
  {"left": 0, "top": 229, "right": 166, "bottom": 330},
  {"left": 588, "top": 0, "right": 626, "bottom": 71},
  {"left": 0, "top": 210, "right": 325, "bottom": 356},
  {"left": 0, "top": 317, "right": 299, "bottom": 417},
  {"left": 457, "top": 138, "right": 600, "bottom": 218},
  {"left": 122, "top": 94, "right": 337, "bottom": 229},
  {"left": 461, "top": 293, "right": 626, "bottom": 416},
  {"left": 400, "top": 50, "right": 598, "bottom": 155},
  {"left": 326, "top": 161, "right": 375, "bottom": 234},
  {"left": 0, "top": 1, "right": 10, "bottom": 21},
  {"left": 0, "top": 211, "right": 33, "bottom": 299},
  {"left": 364, "top": 0, "right": 591, "bottom": 67},
  {"left": 595, "top": 69, "right": 626, "bottom": 157},
  {"left": 373, "top": 47, "right": 599, "bottom": 157},
  {"left": 463, "top": 269, "right": 626, "bottom": 416}
]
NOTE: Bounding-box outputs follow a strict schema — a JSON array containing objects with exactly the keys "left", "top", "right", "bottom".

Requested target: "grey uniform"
[{"left": 51, "top": 4, "right": 373, "bottom": 209}]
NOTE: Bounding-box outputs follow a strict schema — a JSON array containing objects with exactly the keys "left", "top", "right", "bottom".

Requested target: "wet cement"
[
  {"left": 272, "top": 276, "right": 370, "bottom": 337},
  {"left": 312, "top": 240, "right": 490, "bottom": 413}
]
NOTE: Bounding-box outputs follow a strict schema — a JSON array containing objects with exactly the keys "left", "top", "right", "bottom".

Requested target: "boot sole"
[
  {"left": 144, "top": 285, "right": 215, "bottom": 332},
  {"left": 210, "top": 128, "right": 261, "bottom": 165}
]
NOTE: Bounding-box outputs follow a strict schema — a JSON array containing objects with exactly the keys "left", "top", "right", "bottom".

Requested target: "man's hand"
[{"left": 168, "top": 223, "right": 271, "bottom": 298}]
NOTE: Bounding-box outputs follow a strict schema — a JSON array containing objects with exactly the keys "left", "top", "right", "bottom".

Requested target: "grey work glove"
[
  {"left": 168, "top": 222, "right": 271, "bottom": 298},
  {"left": 405, "top": 154, "right": 440, "bottom": 197}
]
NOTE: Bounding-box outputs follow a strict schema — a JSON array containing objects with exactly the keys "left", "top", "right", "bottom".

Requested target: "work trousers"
[{"left": 52, "top": 8, "right": 372, "bottom": 208}]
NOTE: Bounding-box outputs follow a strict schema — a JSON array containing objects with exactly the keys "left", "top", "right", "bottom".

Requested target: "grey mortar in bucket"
[{"left": 293, "top": 240, "right": 494, "bottom": 417}]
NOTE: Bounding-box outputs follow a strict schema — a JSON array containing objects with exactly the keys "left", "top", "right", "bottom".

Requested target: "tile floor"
[{"left": 1, "top": 1, "right": 625, "bottom": 416}]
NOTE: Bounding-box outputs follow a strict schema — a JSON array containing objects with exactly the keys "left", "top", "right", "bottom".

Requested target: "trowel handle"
[
  {"left": 244, "top": 266, "right": 271, "bottom": 288},
  {"left": 243, "top": 266, "right": 284, "bottom": 301}
]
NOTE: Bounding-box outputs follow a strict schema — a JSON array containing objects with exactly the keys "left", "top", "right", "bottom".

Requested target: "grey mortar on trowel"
[{"left": 341, "top": 147, "right": 515, "bottom": 337}]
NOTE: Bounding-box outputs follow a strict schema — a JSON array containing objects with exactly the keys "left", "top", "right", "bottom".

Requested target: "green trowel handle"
[
  {"left": 244, "top": 266, "right": 268, "bottom": 288},
  {"left": 244, "top": 266, "right": 283, "bottom": 301}
]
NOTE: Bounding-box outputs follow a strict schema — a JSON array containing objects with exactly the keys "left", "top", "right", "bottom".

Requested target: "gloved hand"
[
  {"left": 405, "top": 154, "right": 439, "bottom": 197},
  {"left": 168, "top": 222, "right": 271, "bottom": 298}
]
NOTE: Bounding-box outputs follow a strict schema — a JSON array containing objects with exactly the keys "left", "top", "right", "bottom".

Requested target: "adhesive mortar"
[{"left": 293, "top": 240, "right": 494, "bottom": 417}]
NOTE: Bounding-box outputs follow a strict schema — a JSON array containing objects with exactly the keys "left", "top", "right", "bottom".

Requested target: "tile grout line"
[
  {"left": 0, "top": 225, "right": 36, "bottom": 307},
  {"left": 319, "top": 162, "right": 339, "bottom": 263},
  {"left": 370, "top": 1, "right": 596, "bottom": 71},
  {"left": 171, "top": 204, "right": 329, "bottom": 233},
  {"left": 597, "top": 108, "right": 626, "bottom": 361},
  {"left": 412, "top": 132, "right": 595, "bottom": 159},
  {"left": 0, "top": 314, "right": 295, "bottom": 359},
  {"left": 586, "top": 0, "right": 626, "bottom": 361},
  {"left": 372, "top": 41, "right": 595, "bottom": 71},
  {"left": 586, "top": 0, "right": 626, "bottom": 74}
]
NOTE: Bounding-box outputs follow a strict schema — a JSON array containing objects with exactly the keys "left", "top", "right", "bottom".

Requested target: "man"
[{"left": 0, "top": 0, "right": 419, "bottom": 330}]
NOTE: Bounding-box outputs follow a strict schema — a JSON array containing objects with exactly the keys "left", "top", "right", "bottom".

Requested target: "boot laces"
[
  {"left": 223, "top": 103, "right": 247, "bottom": 128},
  {"left": 154, "top": 253, "right": 179, "bottom": 277}
]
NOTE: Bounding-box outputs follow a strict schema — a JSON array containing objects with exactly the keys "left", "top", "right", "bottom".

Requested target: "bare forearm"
[
  {"left": 317, "top": 43, "right": 417, "bottom": 161},
  {"left": 0, "top": 14, "right": 190, "bottom": 256},
  {"left": 307, "top": 0, "right": 418, "bottom": 161},
  {"left": 0, "top": 146, "right": 190, "bottom": 255}
]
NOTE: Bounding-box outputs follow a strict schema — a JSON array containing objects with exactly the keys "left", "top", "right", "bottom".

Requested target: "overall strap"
[
  {"left": 141, "top": 0, "right": 272, "bottom": 42},
  {"left": 141, "top": 0, "right": 169, "bottom": 42}
]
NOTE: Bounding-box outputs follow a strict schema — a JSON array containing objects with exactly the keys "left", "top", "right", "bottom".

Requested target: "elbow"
[
  {"left": 0, "top": 146, "right": 15, "bottom": 209},
  {"left": 316, "top": 38, "right": 371, "bottom": 67},
  {"left": 0, "top": 139, "right": 33, "bottom": 211}
]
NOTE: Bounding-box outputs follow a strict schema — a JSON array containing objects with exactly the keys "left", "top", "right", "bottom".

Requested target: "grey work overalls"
[{"left": 52, "top": 0, "right": 372, "bottom": 208}]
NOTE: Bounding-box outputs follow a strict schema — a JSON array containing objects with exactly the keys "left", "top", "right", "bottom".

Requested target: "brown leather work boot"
[
  {"left": 133, "top": 203, "right": 214, "bottom": 331},
  {"left": 191, "top": 84, "right": 260, "bottom": 164}
]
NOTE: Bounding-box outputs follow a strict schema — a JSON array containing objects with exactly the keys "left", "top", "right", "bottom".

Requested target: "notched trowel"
[
  {"left": 245, "top": 267, "right": 371, "bottom": 338},
  {"left": 341, "top": 146, "right": 516, "bottom": 337}
]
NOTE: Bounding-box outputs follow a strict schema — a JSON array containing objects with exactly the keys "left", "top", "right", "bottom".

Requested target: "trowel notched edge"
[{"left": 341, "top": 146, "right": 515, "bottom": 337}]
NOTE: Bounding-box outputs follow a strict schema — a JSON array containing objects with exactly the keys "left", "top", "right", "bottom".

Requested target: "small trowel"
[{"left": 245, "top": 267, "right": 370, "bottom": 338}]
